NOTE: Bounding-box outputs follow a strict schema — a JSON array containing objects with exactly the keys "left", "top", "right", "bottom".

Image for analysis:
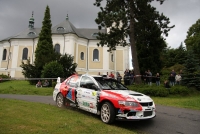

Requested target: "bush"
[
  {"left": 0, "top": 74, "right": 10, "bottom": 83},
  {"left": 42, "top": 61, "right": 64, "bottom": 78}
]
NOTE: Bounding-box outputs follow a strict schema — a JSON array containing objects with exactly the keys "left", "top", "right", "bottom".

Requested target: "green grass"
[
  {"left": 0, "top": 99, "right": 138, "bottom": 134},
  {"left": 0, "top": 80, "right": 200, "bottom": 110},
  {"left": 152, "top": 95, "right": 200, "bottom": 110},
  {"left": 0, "top": 80, "right": 53, "bottom": 95}
]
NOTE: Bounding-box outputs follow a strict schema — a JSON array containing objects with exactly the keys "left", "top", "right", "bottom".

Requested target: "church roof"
[{"left": 0, "top": 16, "right": 106, "bottom": 42}]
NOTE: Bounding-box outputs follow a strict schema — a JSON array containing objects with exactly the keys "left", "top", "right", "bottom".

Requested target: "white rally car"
[{"left": 53, "top": 74, "right": 156, "bottom": 124}]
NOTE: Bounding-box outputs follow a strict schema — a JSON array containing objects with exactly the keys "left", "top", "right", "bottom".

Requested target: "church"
[{"left": 0, "top": 13, "right": 130, "bottom": 78}]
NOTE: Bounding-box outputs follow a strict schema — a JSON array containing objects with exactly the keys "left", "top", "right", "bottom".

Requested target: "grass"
[
  {"left": 1, "top": 80, "right": 200, "bottom": 110},
  {"left": 0, "top": 99, "right": 139, "bottom": 134},
  {"left": 0, "top": 80, "right": 53, "bottom": 95},
  {"left": 0, "top": 80, "right": 200, "bottom": 133}
]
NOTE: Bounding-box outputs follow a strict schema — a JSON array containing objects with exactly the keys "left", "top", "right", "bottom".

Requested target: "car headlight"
[{"left": 118, "top": 101, "right": 140, "bottom": 107}]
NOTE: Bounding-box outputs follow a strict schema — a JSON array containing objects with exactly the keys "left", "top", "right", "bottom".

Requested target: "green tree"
[
  {"left": 181, "top": 50, "right": 199, "bottom": 89},
  {"left": 161, "top": 43, "right": 187, "bottom": 68},
  {"left": 185, "top": 18, "right": 200, "bottom": 60},
  {"left": 58, "top": 54, "right": 77, "bottom": 78},
  {"left": 20, "top": 58, "right": 39, "bottom": 84},
  {"left": 42, "top": 61, "right": 64, "bottom": 78},
  {"left": 94, "top": 0, "right": 174, "bottom": 83},
  {"left": 34, "top": 5, "right": 56, "bottom": 77}
]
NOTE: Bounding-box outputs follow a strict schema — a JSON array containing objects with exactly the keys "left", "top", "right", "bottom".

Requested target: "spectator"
[
  {"left": 164, "top": 80, "right": 170, "bottom": 89},
  {"left": 109, "top": 72, "right": 115, "bottom": 79},
  {"left": 117, "top": 73, "right": 122, "bottom": 82},
  {"left": 155, "top": 73, "right": 160, "bottom": 86},
  {"left": 168, "top": 74, "right": 175, "bottom": 86},
  {"left": 98, "top": 72, "right": 101, "bottom": 75},
  {"left": 36, "top": 80, "right": 42, "bottom": 88},
  {"left": 147, "top": 69, "right": 152, "bottom": 86},
  {"left": 43, "top": 80, "right": 49, "bottom": 87},
  {"left": 130, "top": 70, "right": 134, "bottom": 84},
  {"left": 106, "top": 72, "right": 109, "bottom": 78},
  {"left": 175, "top": 73, "right": 182, "bottom": 85}
]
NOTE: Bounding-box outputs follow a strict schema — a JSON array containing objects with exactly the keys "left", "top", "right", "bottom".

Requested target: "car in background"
[{"left": 53, "top": 74, "right": 156, "bottom": 124}]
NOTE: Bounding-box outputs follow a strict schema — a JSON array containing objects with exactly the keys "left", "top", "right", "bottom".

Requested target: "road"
[{"left": 0, "top": 94, "right": 200, "bottom": 134}]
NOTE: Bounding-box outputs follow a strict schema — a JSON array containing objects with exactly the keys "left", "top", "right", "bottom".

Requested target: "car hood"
[{"left": 102, "top": 90, "right": 153, "bottom": 102}]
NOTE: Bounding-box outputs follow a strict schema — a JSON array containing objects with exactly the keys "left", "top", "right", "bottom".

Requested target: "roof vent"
[{"left": 28, "top": 32, "right": 36, "bottom": 36}]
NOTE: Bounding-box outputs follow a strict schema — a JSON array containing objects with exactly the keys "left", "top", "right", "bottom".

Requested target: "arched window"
[
  {"left": 93, "top": 49, "right": 99, "bottom": 61},
  {"left": 80, "top": 52, "right": 84, "bottom": 60},
  {"left": 2, "top": 49, "right": 7, "bottom": 60},
  {"left": 55, "top": 44, "right": 60, "bottom": 53},
  {"left": 22, "top": 48, "right": 28, "bottom": 60},
  {"left": 111, "top": 54, "right": 114, "bottom": 62}
]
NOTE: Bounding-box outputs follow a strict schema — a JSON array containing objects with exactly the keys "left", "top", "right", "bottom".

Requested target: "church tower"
[{"left": 28, "top": 11, "right": 34, "bottom": 29}]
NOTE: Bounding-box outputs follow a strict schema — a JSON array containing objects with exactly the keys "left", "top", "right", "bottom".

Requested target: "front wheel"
[
  {"left": 56, "top": 93, "right": 65, "bottom": 108},
  {"left": 100, "top": 102, "right": 115, "bottom": 124}
]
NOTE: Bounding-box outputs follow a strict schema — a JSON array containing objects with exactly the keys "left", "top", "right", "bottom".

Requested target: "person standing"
[
  {"left": 168, "top": 74, "right": 175, "bottom": 86},
  {"left": 175, "top": 73, "right": 182, "bottom": 85},
  {"left": 155, "top": 73, "right": 160, "bottom": 86},
  {"left": 109, "top": 72, "right": 115, "bottom": 79},
  {"left": 147, "top": 69, "right": 152, "bottom": 86}
]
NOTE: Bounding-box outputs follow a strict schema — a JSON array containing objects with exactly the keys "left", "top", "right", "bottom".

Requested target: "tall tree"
[
  {"left": 181, "top": 50, "right": 199, "bottom": 89},
  {"left": 34, "top": 5, "right": 56, "bottom": 77},
  {"left": 94, "top": 0, "right": 174, "bottom": 83},
  {"left": 184, "top": 18, "right": 200, "bottom": 60}
]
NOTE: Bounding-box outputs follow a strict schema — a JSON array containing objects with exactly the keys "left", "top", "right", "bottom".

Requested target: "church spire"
[
  {"left": 66, "top": 14, "right": 69, "bottom": 20},
  {"left": 29, "top": 11, "right": 34, "bottom": 29}
]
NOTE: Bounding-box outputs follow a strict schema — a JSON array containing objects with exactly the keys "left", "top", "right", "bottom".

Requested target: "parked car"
[{"left": 53, "top": 74, "right": 156, "bottom": 124}]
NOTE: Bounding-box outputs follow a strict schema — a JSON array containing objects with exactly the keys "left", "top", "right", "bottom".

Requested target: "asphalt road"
[{"left": 0, "top": 94, "right": 200, "bottom": 134}]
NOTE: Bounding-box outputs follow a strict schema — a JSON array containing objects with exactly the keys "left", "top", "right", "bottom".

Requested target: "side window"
[
  {"left": 22, "top": 48, "right": 28, "bottom": 60},
  {"left": 80, "top": 52, "right": 84, "bottom": 60},
  {"left": 68, "top": 76, "right": 79, "bottom": 87},
  {"left": 55, "top": 44, "right": 60, "bottom": 53},
  {"left": 93, "top": 49, "right": 99, "bottom": 61},
  {"left": 2, "top": 49, "right": 7, "bottom": 60},
  {"left": 80, "top": 76, "right": 95, "bottom": 90}
]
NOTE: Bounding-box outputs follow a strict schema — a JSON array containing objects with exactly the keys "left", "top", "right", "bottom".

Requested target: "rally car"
[{"left": 53, "top": 74, "right": 156, "bottom": 124}]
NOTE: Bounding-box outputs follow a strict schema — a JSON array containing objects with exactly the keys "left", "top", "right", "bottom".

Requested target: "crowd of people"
[
  {"left": 36, "top": 80, "right": 50, "bottom": 88},
  {"left": 98, "top": 69, "right": 183, "bottom": 88}
]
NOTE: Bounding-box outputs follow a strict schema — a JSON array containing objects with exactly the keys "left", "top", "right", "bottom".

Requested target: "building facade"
[{"left": 0, "top": 14, "right": 130, "bottom": 78}]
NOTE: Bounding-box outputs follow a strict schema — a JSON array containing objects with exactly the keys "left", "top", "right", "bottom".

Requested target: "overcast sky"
[{"left": 0, "top": 0, "right": 200, "bottom": 49}]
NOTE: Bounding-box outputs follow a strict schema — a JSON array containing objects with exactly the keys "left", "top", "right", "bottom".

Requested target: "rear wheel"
[
  {"left": 100, "top": 102, "right": 115, "bottom": 124},
  {"left": 56, "top": 93, "right": 65, "bottom": 108}
]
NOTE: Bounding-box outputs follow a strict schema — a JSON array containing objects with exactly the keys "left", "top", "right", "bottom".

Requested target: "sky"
[{"left": 0, "top": 0, "right": 200, "bottom": 49}]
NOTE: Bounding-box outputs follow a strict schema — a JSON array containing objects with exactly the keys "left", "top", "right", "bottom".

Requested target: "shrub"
[{"left": 42, "top": 61, "right": 64, "bottom": 78}]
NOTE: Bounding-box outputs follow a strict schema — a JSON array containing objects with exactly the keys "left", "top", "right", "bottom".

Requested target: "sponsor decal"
[
  {"left": 92, "top": 91, "right": 97, "bottom": 96},
  {"left": 83, "top": 101, "right": 94, "bottom": 108}
]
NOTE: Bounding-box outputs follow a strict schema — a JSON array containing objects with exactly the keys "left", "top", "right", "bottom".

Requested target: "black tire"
[
  {"left": 56, "top": 93, "right": 65, "bottom": 108},
  {"left": 100, "top": 102, "right": 115, "bottom": 124}
]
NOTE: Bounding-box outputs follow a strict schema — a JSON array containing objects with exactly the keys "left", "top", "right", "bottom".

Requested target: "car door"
[
  {"left": 65, "top": 75, "right": 79, "bottom": 106},
  {"left": 77, "top": 76, "right": 98, "bottom": 114}
]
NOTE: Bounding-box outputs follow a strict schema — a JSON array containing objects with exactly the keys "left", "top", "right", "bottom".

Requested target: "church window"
[
  {"left": 92, "top": 33, "right": 99, "bottom": 37},
  {"left": 2, "top": 49, "right": 7, "bottom": 60},
  {"left": 55, "top": 44, "right": 60, "bottom": 53},
  {"left": 22, "top": 48, "right": 28, "bottom": 60},
  {"left": 93, "top": 49, "right": 99, "bottom": 61},
  {"left": 28, "top": 32, "right": 36, "bottom": 36},
  {"left": 80, "top": 52, "right": 84, "bottom": 60},
  {"left": 57, "top": 27, "right": 64, "bottom": 31}
]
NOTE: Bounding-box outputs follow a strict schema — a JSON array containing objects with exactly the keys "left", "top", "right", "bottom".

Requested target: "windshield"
[{"left": 94, "top": 77, "right": 128, "bottom": 90}]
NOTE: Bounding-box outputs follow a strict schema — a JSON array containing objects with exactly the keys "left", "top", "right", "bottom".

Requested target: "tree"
[
  {"left": 20, "top": 58, "right": 39, "bottom": 84},
  {"left": 42, "top": 61, "right": 64, "bottom": 78},
  {"left": 181, "top": 50, "right": 199, "bottom": 89},
  {"left": 58, "top": 54, "right": 77, "bottom": 78},
  {"left": 34, "top": 5, "right": 56, "bottom": 77},
  {"left": 94, "top": 0, "right": 174, "bottom": 83},
  {"left": 161, "top": 43, "right": 187, "bottom": 67},
  {"left": 184, "top": 18, "right": 200, "bottom": 61}
]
